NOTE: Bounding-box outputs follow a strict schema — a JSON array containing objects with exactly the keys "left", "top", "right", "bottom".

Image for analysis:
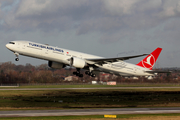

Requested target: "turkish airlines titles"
[{"left": 29, "top": 43, "right": 64, "bottom": 53}]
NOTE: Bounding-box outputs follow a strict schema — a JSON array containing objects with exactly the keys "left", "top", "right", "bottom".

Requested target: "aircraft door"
[
  {"left": 22, "top": 44, "right": 26, "bottom": 50},
  {"left": 17, "top": 42, "right": 20, "bottom": 49}
]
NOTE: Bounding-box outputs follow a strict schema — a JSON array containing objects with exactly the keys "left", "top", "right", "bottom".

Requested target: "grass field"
[
  {"left": 1, "top": 88, "right": 180, "bottom": 109},
  {"left": 1, "top": 85, "right": 180, "bottom": 119},
  {"left": 1, "top": 113, "right": 180, "bottom": 120},
  {"left": 2, "top": 84, "right": 180, "bottom": 89}
]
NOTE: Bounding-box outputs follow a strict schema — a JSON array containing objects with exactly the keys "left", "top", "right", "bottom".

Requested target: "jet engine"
[
  {"left": 70, "top": 57, "right": 87, "bottom": 68},
  {"left": 48, "top": 61, "right": 65, "bottom": 69}
]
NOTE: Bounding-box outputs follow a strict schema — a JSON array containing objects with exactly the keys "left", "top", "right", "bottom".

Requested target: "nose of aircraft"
[
  {"left": 6, "top": 44, "right": 9, "bottom": 49},
  {"left": 6, "top": 43, "right": 12, "bottom": 50}
]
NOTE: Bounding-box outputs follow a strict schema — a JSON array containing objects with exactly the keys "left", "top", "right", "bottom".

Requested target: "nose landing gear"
[
  {"left": 14, "top": 52, "right": 19, "bottom": 61},
  {"left": 15, "top": 58, "right": 19, "bottom": 61}
]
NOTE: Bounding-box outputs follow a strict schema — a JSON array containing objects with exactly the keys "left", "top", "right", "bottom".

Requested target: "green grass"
[
  {"left": 1, "top": 113, "right": 180, "bottom": 120},
  {"left": 17, "top": 84, "right": 180, "bottom": 88},
  {"left": 1, "top": 89, "right": 180, "bottom": 119},
  {"left": 1, "top": 89, "right": 180, "bottom": 109},
  {"left": 1, "top": 84, "right": 180, "bottom": 89},
  {"left": 0, "top": 115, "right": 104, "bottom": 120}
]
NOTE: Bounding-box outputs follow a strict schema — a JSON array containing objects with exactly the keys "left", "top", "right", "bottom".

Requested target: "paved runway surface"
[
  {"left": 1, "top": 87, "right": 180, "bottom": 90},
  {"left": 1, "top": 107, "right": 180, "bottom": 117}
]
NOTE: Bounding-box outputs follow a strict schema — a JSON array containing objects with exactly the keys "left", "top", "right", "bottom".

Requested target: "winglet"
[{"left": 136, "top": 47, "right": 162, "bottom": 70}]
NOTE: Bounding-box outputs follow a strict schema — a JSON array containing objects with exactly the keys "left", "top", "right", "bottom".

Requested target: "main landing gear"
[
  {"left": 14, "top": 52, "right": 19, "bottom": 61},
  {"left": 73, "top": 68, "right": 83, "bottom": 77},
  {"left": 73, "top": 68, "right": 96, "bottom": 78},
  {"left": 85, "top": 67, "right": 96, "bottom": 77},
  {"left": 85, "top": 71, "right": 96, "bottom": 77}
]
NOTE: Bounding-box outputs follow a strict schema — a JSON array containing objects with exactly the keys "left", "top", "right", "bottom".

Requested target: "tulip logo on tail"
[
  {"left": 136, "top": 47, "right": 162, "bottom": 70},
  {"left": 142, "top": 54, "right": 155, "bottom": 69}
]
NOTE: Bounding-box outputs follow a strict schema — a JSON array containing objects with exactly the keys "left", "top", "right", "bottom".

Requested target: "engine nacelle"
[
  {"left": 48, "top": 61, "right": 65, "bottom": 69},
  {"left": 70, "top": 57, "right": 87, "bottom": 68}
]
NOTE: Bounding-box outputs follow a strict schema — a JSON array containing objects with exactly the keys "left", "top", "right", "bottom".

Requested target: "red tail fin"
[{"left": 136, "top": 47, "right": 162, "bottom": 70}]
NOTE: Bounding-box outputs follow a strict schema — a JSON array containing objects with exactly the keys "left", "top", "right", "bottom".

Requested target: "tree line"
[
  {"left": 0, "top": 62, "right": 98, "bottom": 84},
  {"left": 0, "top": 62, "right": 179, "bottom": 84}
]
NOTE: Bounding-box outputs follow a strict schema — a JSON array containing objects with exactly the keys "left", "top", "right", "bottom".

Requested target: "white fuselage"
[{"left": 6, "top": 41, "right": 153, "bottom": 77}]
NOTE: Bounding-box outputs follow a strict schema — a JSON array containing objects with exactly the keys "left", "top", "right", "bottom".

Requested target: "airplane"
[{"left": 6, "top": 41, "right": 168, "bottom": 77}]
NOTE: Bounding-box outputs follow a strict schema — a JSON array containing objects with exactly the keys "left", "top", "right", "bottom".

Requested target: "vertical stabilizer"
[{"left": 136, "top": 47, "right": 162, "bottom": 70}]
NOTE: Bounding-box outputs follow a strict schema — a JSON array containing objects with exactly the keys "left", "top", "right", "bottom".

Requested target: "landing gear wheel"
[
  {"left": 85, "top": 71, "right": 96, "bottom": 77},
  {"left": 79, "top": 74, "right": 83, "bottom": 77},
  {"left": 14, "top": 52, "right": 19, "bottom": 61},
  {"left": 85, "top": 71, "right": 90, "bottom": 75},
  {"left": 73, "top": 71, "right": 83, "bottom": 77},
  {"left": 91, "top": 74, "right": 96, "bottom": 77},
  {"left": 73, "top": 72, "right": 79, "bottom": 76},
  {"left": 15, "top": 58, "right": 19, "bottom": 61},
  {"left": 73, "top": 72, "right": 77, "bottom": 75}
]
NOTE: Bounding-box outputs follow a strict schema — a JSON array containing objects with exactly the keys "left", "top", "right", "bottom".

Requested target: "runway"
[
  {"left": 1, "top": 87, "right": 180, "bottom": 90},
  {"left": 1, "top": 107, "right": 180, "bottom": 117}
]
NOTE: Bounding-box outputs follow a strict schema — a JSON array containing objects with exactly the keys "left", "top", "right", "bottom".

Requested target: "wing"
[{"left": 85, "top": 54, "right": 148, "bottom": 65}]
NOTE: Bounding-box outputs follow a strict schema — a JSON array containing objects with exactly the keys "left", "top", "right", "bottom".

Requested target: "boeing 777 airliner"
[{"left": 6, "top": 41, "right": 167, "bottom": 77}]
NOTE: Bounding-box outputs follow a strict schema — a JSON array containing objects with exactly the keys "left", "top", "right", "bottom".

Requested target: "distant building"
[
  {"left": 99, "top": 73, "right": 110, "bottom": 80},
  {"left": 132, "top": 77, "right": 139, "bottom": 80},
  {"left": 64, "top": 76, "right": 78, "bottom": 81},
  {"left": 92, "top": 81, "right": 98, "bottom": 84},
  {"left": 173, "top": 77, "right": 178, "bottom": 80},
  {"left": 107, "top": 81, "right": 116, "bottom": 85},
  {"left": 145, "top": 76, "right": 155, "bottom": 80}
]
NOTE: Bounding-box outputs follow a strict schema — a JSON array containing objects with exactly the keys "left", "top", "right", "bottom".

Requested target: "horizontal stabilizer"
[{"left": 145, "top": 70, "right": 171, "bottom": 74}]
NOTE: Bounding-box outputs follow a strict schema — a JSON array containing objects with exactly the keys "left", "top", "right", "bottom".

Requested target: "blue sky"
[{"left": 1, "top": 0, "right": 180, "bottom": 67}]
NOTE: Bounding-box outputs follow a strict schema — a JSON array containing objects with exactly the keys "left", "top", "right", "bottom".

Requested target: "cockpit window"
[{"left": 9, "top": 42, "right": 15, "bottom": 44}]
